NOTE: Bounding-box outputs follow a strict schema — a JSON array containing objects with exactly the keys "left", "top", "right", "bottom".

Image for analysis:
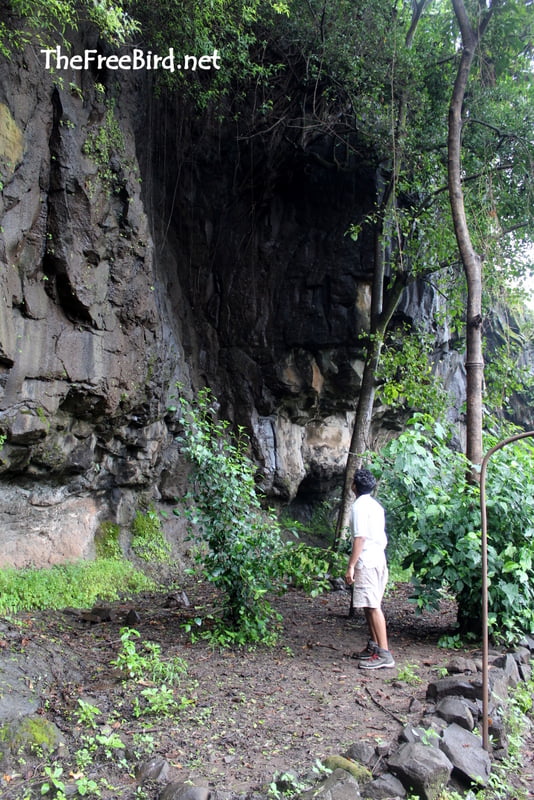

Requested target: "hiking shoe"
[
  {"left": 353, "top": 640, "right": 379, "bottom": 660},
  {"left": 358, "top": 648, "right": 395, "bottom": 669}
]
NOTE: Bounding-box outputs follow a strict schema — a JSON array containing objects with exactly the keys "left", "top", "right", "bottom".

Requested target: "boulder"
[
  {"left": 300, "top": 768, "right": 362, "bottom": 800},
  {"left": 159, "top": 783, "right": 211, "bottom": 800},
  {"left": 343, "top": 741, "right": 377, "bottom": 768},
  {"left": 360, "top": 772, "right": 406, "bottom": 799},
  {"left": 135, "top": 756, "right": 173, "bottom": 784},
  {"left": 439, "top": 723, "right": 491, "bottom": 787},
  {"left": 445, "top": 657, "right": 478, "bottom": 674},
  {"left": 490, "top": 654, "right": 521, "bottom": 689},
  {"left": 426, "top": 676, "right": 481, "bottom": 703},
  {"left": 388, "top": 742, "right": 453, "bottom": 800},
  {"left": 435, "top": 697, "right": 475, "bottom": 731}
]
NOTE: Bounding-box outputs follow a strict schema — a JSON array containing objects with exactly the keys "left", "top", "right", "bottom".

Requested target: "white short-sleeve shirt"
[{"left": 349, "top": 493, "right": 387, "bottom": 568}]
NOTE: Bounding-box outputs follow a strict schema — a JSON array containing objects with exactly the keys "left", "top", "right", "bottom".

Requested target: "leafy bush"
[
  {"left": 175, "top": 388, "right": 285, "bottom": 645},
  {"left": 0, "top": 559, "right": 155, "bottom": 615},
  {"left": 273, "top": 542, "right": 345, "bottom": 597},
  {"left": 373, "top": 414, "right": 534, "bottom": 645}
]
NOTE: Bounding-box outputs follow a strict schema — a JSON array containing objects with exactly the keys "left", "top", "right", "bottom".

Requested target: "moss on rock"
[
  {"left": 4, "top": 715, "right": 65, "bottom": 757},
  {"left": 322, "top": 754, "right": 372, "bottom": 783}
]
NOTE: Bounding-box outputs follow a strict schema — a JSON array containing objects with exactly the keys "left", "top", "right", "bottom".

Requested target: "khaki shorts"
[{"left": 352, "top": 562, "right": 388, "bottom": 609}]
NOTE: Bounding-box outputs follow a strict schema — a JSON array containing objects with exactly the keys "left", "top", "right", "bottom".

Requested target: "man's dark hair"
[{"left": 352, "top": 468, "right": 377, "bottom": 495}]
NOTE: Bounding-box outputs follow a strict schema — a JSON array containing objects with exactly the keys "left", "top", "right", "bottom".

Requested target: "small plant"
[
  {"left": 133, "top": 685, "right": 176, "bottom": 717},
  {"left": 268, "top": 771, "right": 308, "bottom": 800},
  {"left": 40, "top": 763, "right": 66, "bottom": 798},
  {"left": 420, "top": 728, "right": 440, "bottom": 746},
  {"left": 394, "top": 663, "right": 422, "bottom": 686},
  {"left": 74, "top": 775, "right": 101, "bottom": 797},
  {"left": 92, "top": 731, "right": 124, "bottom": 760},
  {"left": 312, "top": 759, "right": 333, "bottom": 778},
  {"left": 74, "top": 699, "right": 101, "bottom": 729},
  {"left": 74, "top": 746, "right": 94, "bottom": 771},
  {"left": 110, "top": 628, "right": 188, "bottom": 686},
  {"left": 437, "top": 633, "right": 465, "bottom": 650},
  {"left": 82, "top": 105, "right": 126, "bottom": 197},
  {"left": 131, "top": 732, "right": 156, "bottom": 758}
]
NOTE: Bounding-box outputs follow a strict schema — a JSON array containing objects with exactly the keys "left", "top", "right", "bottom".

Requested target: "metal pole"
[{"left": 479, "top": 430, "right": 534, "bottom": 750}]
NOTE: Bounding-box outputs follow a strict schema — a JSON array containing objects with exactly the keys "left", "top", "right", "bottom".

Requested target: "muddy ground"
[{"left": 1, "top": 581, "right": 533, "bottom": 799}]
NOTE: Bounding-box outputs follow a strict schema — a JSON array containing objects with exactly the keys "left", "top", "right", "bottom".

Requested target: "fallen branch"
[{"left": 365, "top": 687, "right": 406, "bottom": 725}]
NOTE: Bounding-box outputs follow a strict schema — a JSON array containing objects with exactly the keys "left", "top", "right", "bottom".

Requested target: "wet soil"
[{"left": 0, "top": 581, "right": 533, "bottom": 799}]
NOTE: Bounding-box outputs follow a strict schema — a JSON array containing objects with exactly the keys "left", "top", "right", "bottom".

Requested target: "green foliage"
[
  {"left": 130, "top": 506, "right": 171, "bottom": 562},
  {"left": 175, "top": 387, "right": 285, "bottom": 646},
  {"left": 127, "top": 0, "right": 288, "bottom": 107},
  {"left": 273, "top": 542, "right": 344, "bottom": 597},
  {"left": 0, "top": 559, "right": 154, "bottom": 615},
  {"left": 111, "top": 627, "right": 187, "bottom": 684},
  {"left": 41, "top": 763, "right": 66, "bottom": 798},
  {"left": 373, "top": 414, "right": 534, "bottom": 645},
  {"left": 268, "top": 771, "right": 308, "bottom": 800},
  {"left": 3, "top": 0, "right": 139, "bottom": 52},
  {"left": 82, "top": 107, "right": 126, "bottom": 197},
  {"left": 74, "top": 700, "right": 102, "bottom": 730},
  {"left": 94, "top": 521, "right": 122, "bottom": 560},
  {"left": 394, "top": 663, "right": 422, "bottom": 686},
  {"left": 132, "top": 685, "right": 194, "bottom": 718},
  {"left": 376, "top": 324, "right": 447, "bottom": 417},
  {"left": 282, "top": 499, "right": 338, "bottom": 545}
]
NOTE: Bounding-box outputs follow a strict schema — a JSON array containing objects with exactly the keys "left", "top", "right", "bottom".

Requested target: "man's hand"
[{"left": 346, "top": 535, "right": 364, "bottom": 586}]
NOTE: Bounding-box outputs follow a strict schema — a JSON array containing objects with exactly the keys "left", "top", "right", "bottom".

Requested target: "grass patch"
[{"left": 0, "top": 559, "right": 155, "bottom": 615}]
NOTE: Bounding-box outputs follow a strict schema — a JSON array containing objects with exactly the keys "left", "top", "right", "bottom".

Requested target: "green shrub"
[
  {"left": 373, "top": 414, "right": 534, "bottom": 645},
  {"left": 274, "top": 542, "right": 345, "bottom": 596},
  {"left": 175, "top": 388, "right": 285, "bottom": 646}
]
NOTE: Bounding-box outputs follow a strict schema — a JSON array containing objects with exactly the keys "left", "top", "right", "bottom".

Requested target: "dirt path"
[{"left": 1, "top": 582, "right": 533, "bottom": 798}]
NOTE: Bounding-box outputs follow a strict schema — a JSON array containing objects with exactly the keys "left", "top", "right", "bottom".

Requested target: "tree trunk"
[
  {"left": 333, "top": 1, "right": 429, "bottom": 550},
  {"left": 448, "top": 0, "right": 494, "bottom": 471},
  {"left": 333, "top": 272, "right": 405, "bottom": 549},
  {"left": 333, "top": 335, "right": 383, "bottom": 545}
]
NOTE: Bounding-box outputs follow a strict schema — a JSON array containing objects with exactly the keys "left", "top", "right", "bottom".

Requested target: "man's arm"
[{"left": 345, "top": 536, "right": 365, "bottom": 585}]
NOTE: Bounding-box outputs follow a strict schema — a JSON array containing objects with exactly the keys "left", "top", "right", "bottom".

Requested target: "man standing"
[{"left": 344, "top": 468, "right": 395, "bottom": 669}]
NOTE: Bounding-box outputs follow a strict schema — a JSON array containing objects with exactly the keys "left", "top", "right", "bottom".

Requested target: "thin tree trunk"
[
  {"left": 333, "top": 2, "right": 427, "bottom": 550},
  {"left": 448, "top": 0, "right": 494, "bottom": 471},
  {"left": 333, "top": 273, "right": 406, "bottom": 549}
]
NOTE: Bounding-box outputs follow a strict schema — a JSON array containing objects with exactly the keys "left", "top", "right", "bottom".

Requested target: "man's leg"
[{"left": 364, "top": 606, "right": 389, "bottom": 651}]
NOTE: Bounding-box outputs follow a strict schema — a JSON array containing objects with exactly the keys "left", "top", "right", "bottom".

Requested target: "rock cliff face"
[{"left": 0, "top": 29, "right": 458, "bottom": 567}]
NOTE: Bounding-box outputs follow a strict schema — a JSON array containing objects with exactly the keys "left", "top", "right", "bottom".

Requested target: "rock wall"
[
  {"left": 0, "top": 29, "right": 192, "bottom": 566},
  {"left": 0, "top": 25, "right": 462, "bottom": 567}
]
